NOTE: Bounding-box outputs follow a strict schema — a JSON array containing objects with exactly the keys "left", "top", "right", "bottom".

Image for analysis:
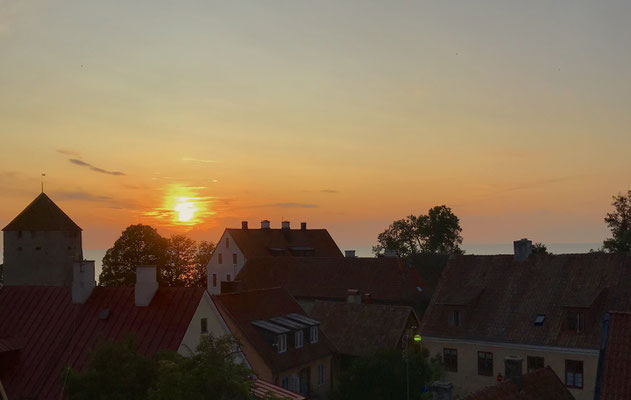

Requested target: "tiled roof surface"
[
  {"left": 601, "top": 311, "right": 631, "bottom": 399},
  {"left": 0, "top": 286, "right": 205, "bottom": 400},
  {"left": 308, "top": 300, "right": 419, "bottom": 356},
  {"left": 3, "top": 192, "right": 82, "bottom": 231},
  {"left": 421, "top": 253, "right": 631, "bottom": 349},
  {"left": 236, "top": 257, "right": 424, "bottom": 305},
  {"left": 463, "top": 366, "right": 574, "bottom": 400},
  {"left": 226, "top": 228, "right": 343, "bottom": 258},
  {"left": 252, "top": 379, "right": 306, "bottom": 400},
  {"left": 212, "top": 288, "right": 334, "bottom": 372}
]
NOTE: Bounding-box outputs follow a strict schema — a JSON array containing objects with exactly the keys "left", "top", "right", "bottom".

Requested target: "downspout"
[{"left": 593, "top": 312, "right": 610, "bottom": 400}]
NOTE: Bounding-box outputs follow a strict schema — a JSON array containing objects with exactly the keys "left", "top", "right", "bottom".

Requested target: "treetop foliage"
[{"left": 603, "top": 190, "right": 631, "bottom": 253}]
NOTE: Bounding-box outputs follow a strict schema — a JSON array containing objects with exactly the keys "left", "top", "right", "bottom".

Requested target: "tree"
[
  {"left": 531, "top": 242, "right": 550, "bottom": 255},
  {"left": 64, "top": 334, "right": 270, "bottom": 400},
  {"left": 603, "top": 190, "right": 631, "bottom": 253},
  {"left": 189, "top": 241, "right": 216, "bottom": 287},
  {"left": 163, "top": 234, "right": 197, "bottom": 287},
  {"left": 373, "top": 206, "right": 463, "bottom": 256},
  {"left": 100, "top": 224, "right": 169, "bottom": 286},
  {"left": 332, "top": 348, "right": 442, "bottom": 400}
]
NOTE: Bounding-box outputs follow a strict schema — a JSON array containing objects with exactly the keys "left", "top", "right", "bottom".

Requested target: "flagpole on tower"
[{"left": 41, "top": 173, "right": 46, "bottom": 193}]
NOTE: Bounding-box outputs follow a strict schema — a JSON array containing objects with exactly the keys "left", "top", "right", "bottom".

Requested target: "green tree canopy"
[
  {"left": 531, "top": 242, "right": 550, "bottom": 255},
  {"left": 63, "top": 335, "right": 267, "bottom": 400},
  {"left": 603, "top": 190, "right": 631, "bottom": 253},
  {"left": 99, "top": 224, "right": 215, "bottom": 287},
  {"left": 373, "top": 206, "right": 463, "bottom": 256}
]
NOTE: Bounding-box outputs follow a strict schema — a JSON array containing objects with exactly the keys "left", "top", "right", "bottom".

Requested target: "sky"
[{"left": 1, "top": 0, "right": 630, "bottom": 252}]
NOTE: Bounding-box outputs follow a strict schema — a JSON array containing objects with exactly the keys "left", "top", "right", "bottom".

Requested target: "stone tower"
[{"left": 2, "top": 192, "right": 83, "bottom": 286}]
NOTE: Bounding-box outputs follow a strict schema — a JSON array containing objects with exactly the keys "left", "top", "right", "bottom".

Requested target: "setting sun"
[{"left": 174, "top": 198, "right": 197, "bottom": 222}]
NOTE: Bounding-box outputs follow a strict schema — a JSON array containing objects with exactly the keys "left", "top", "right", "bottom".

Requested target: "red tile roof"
[
  {"left": 0, "top": 286, "right": 205, "bottom": 400},
  {"left": 226, "top": 228, "right": 343, "bottom": 258},
  {"left": 601, "top": 311, "right": 631, "bottom": 399},
  {"left": 212, "top": 288, "right": 334, "bottom": 373},
  {"left": 252, "top": 379, "right": 306, "bottom": 400},
  {"left": 3, "top": 193, "right": 82, "bottom": 231},
  {"left": 463, "top": 366, "right": 574, "bottom": 400},
  {"left": 309, "top": 300, "right": 419, "bottom": 356},
  {"left": 421, "top": 253, "right": 631, "bottom": 349},
  {"left": 236, "top": 257, "right": 424, "bottom": 305}
]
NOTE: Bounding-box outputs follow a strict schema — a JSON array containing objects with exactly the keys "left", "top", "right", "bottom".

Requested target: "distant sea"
[{"left": 1, "top": 243, "right": 602, "bottom": 284}]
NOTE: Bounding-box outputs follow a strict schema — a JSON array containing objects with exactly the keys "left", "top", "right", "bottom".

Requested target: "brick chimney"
[
  {"left": 345, "top": 250, "right": 356, "bottom": 258},
  {"left": 241, "top": 221, "right": 248, "bottom": 230},
  {"left": 300, "top": 222, "right": 307, "bottom": 230},
  {"left": 282, "top": 221, "right": 290, "bottom": 230},
  {"left": 135, "top": 266, "right": 158, "bottom": 307},
  {"left": 71, "top": 260, "right": 95, "bottom": 304},
  {"left": 261, "top": 220, "right": 271, "bottom": 230},
  {"left": 431, "top": 382, "right": 453, "bottom": 400},
  {"left": 514, "top": 238, "right": 532, "bottom": 261},
  {"left": 347, "top": 289, "right": 362, "bottom": 304}
]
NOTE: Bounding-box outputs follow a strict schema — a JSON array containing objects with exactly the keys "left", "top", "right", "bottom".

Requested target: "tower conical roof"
[{"left": 3, "top": 193, "right": 82, "bottom": 231}]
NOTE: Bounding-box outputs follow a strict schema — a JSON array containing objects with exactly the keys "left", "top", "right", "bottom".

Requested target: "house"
[
  {"left": 461, "top": 366, "right": 575, "bottom": 400},
  {"left": 598, "top": 311, "right": 631, "bottom": 400},
  {"left": 212, "top": 287, "right": 335, "bottom": 398},
  {"left": 420, "top": 239, "right": 631, "bottom": 400},
  {"left": 308, "top": 298, "right": 420, "bottom": 358},
  {"left": 234, "top": 256, "right": 424, "bottom": 313},
  {"left": 2, "top": 192, "right": 84, "bottom": 286},
  {"left": 206, "top": 220, "right": 343, "bottom": 294}
]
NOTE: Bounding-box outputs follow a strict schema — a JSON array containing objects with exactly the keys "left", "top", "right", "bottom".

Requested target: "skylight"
[{"left": 534, "top": 314, "right": 545, "bottom": 326}]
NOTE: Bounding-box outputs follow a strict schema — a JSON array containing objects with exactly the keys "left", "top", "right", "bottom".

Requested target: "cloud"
[
  {"left": 321, "top": 189, "right": 339, "bottom": 194},
  {"left": 56, "top": 148, "right": 81, "bottom": 156},
  {"left": 68, "top": 159, "right": 125, "bottom": 176},
  {"left": 182, "top": 157, "right": 219, "bottom": 164},
  {"left": 53, "top": 191, "right": 112, "bottom": 202}
]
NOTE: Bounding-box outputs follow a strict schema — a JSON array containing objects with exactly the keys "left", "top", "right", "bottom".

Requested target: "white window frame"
[
  {"left": 295, "top": 330, "right": 304, "bottom": 348},
  {"left": 310, "top": 326, "right": 319, "bottom": 343},
  {"left": 277, "top": 334, "right": 287, "bottom": 353}
]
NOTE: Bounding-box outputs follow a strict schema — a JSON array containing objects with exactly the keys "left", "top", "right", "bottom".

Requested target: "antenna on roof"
[{"left": 41, "top": 173, "right": 46, "bottom": 193}]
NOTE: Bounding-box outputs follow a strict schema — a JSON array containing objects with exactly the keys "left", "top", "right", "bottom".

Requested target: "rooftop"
[
  {"left": 3, "top": 192, "right": 82, "bottom": 232},
  {"left": 600, "top": 311, "right": 631, "bottom": 399}
]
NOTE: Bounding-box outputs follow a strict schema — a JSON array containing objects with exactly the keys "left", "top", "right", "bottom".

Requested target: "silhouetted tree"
[
  {"left": 373, "top": 206, "right": 463, "bottom": 256},
  {"left": 603, "top": 190, "right": 631, "bottom": 253},
  {"left": 531, "top": 242, "right": 550, "bottom": 255}
]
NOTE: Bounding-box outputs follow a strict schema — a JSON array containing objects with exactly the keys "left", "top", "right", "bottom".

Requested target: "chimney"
[
  {"left": 282, "top": 221, "right": 290, "bottom": 230},
  {"left": 431, "top": 382, "right": 453, "bottom": 400},
  {"left": 135, "top": 266, "right": 158, "bottom": 307},
  {"left": 362, "top": 293, "right": 372, "bottom": 304},
  {"left": 384, "top": 249, "right": 398, "bottom": 258},
  {"left": 300, "top": 222, "right": 307, "bottom": 230},
  {"left": 345, "top": 250, "right": 356, "bottom": 258},
  {"left": 221, "top": 280, "right": 244, "bottom": 294},
  {"left": 72, "top": 260, "right": 95, "bottom": 304},
  {"left": 504, "top": 356, "right": 523, "bottom": 390},
  {"left": 261, "top": 220, "right": 271, "bottom": 230},
  {"left": 513, "top": 238, "right": 532, "bottom": 261},
  {"left": 347, "top": 289, "right": 362, "bottom": 304},
  {"left": 241, "top": 221, "right": 248, "bottom": 230}
]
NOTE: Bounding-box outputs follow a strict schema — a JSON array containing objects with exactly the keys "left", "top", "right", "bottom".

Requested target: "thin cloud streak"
[
  {"left": 182, "top": 157, "right": 219, "bottom": 164},
  {"left": 68, "top": 159, "right": 126, "bottom": 176}
]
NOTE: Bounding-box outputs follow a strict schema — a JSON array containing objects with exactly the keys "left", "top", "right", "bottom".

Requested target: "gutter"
[{"left": 422, "top": 336, "right": 600, "bottom": 356}]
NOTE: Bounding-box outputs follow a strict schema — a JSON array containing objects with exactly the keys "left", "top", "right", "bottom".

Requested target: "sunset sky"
[{"left": 2, "top": 1, "right": 631, "bottom": 253}]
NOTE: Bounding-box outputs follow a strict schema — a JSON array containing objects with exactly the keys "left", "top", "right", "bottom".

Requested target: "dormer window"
[
  {"left": 567, "top": 311, "right": 584, "bottom": 333},
  {"left": 295, "top": 331, "right": 304, "bottom": 348},
  {"left": 449, "top": 310, "right": 461, "bottom": 327},
  {"left": 277, "top": 334, "right": 287, "bottom": 353},
  {"left": 310, "top": 326, "right": 319, "bottom": 343},
  {"left": 534, "top": 314, "right": 545, "bottom": 326}
]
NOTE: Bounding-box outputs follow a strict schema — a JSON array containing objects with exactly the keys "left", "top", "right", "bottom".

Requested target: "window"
[
  {"left": 567, "top": 312, "right": 584, "bottom": 332},
  {"left": 233, "top": 253, "right": 237, "bottom": 264},
  {"left": 227, "top": 274, "right": 231, "bottom": 282},
  {"left": 201, "top": 318, "right": 208, "bottom": 334},
  {"left": 449, "top": 310, "right": 461, "bottom": 327},
  {"left": 310, "top": 326, "right": 319, "bottom": 343},
  {"left": 218, "top": 253, "right": 223, "bottom": 264},
  {"left": 212, "top": 274, "right": 217, "bottom": 287},
  {"left": 35, "top": 246, "right": 41, "bottom": 251},
  {"left": 478, "top": 351, "right": 493, "bottom": 376},
  {"left": 295, "top": 330, "right": 304, "bottom": 348},
  {"left": 565, "top": 360, "right": 583, "bottom": 388},
  {"left": 226, "top": 237, "right": 230, "bottom": 248},
  {"left": 18, "top": 230, "right": 22, "bottom": 238},
  {"left": 534, "top": 314, "right": 545, "bottom": 326},
  {"left": 282, "top": 377, "right": 289, "bottom": 389},
  {"left": 318, "top": 364, "right": 326, "bottom": 385},
  {"left": 527, "top": 356, "right": 544, "bottom": 373},
  {"left": 277, "top": 334, "right": 287, "bottom": 353},
  {"left": 443, "top": 348, "right": 458, "bottom": 372}
]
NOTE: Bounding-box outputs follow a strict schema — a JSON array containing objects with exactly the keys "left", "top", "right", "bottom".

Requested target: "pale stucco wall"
[
  {"left": 423, "top": 337, "right": 598, "bottom": 400},
  {"left": 3, "top": 230, "right": 82, "bottom": 286},
  {"left": 178, "top": 292, "right": 231, "bottom": 356},
  {"left": 278, "top": 355, "right": 333, "bottom": 398},
  {"left": 206, "top": 231, "right": 246, "bottom": 294}
]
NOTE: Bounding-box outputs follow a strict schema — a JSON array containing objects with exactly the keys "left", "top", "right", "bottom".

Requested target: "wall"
[
  {"left": 206, "top": 231, "right": 246, "bottom": 294},
  {"left": 179, "top": 292, "right": 232, "bottom": 356},
  {"left": 423, "top": 337, "right": 599, "bottom": 400},
  {"left": 3, "top": 230, "right": 82, "bottom": 286}
]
